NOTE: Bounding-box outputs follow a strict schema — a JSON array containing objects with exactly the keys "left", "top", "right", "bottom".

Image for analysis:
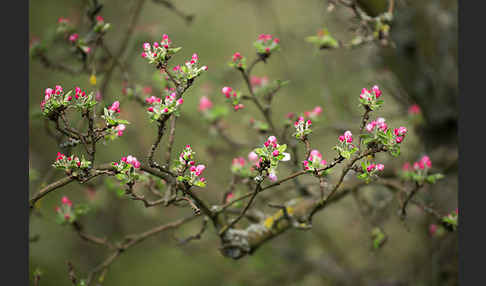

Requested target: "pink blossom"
[
  {"left": 126, "top": 155, "right": 141, "bottom": 169},
  {"left": 96, "top": 15, "right": 104, "bottom": 22},
  {"left": 367, "top": 164, "right": 376, "bottom": 172},
  {"left": 344, "top": 131, "right": 353, "bottom": 143},
  {"left": 248, "top": 151, "right": 258, "bottom": 162},
  {"left": 61, "top": 196, "right": 72, "bottom": 206},
  {"left": 408, "top": 104, "right": 421, "bottom": 115},
  {"left": 69, "top": 33, "right": 79, "bottom": 43},
  {"left": 272, "top": 150, "right": 279, "bottom": 157},
  {"left": 234, "top": 104, "right": 244, "bottom": 110},
  {"left": 376, "top": 164, "right": 384, "bottom": 171},
  {"left": 339, "top": 135, "right": 345, "bottom": 142},
  {"left": 402, "top": 162, "right": 411, "bottom": 171},
  {"left": 198, "top": 96, "right": 213, "bottom": 112},
  {"left": 141, "top": 52, "right": 147, "bottom": 58},
  {"left": 396, "top": 136, "right": 403, "bottom": 143},
  {"left": 201, "top": 66, "right": 208, "bottom": 71},
  {"left": 147, "top": 107, "right": 154, "bottom": 112},
  {"left": 109, "top": 101, "right": 120, "bottom": 113},
  {"left": 420, "top": 155, "right": 432, "bottom": 168},
  {"left": 176, "top": 98, "right": 184, "bottom": 105},
  {"left": 313, "top": 106, "right": 322, "bottom": 115},
  {"left": 429, "top": 224, "right": 438, "bottom": 235},
  {"left": 222, "top": 86, "right": 232, "bottom": 97},
  {"left": 116, "top": 124, "right": 126, "bottom": 136},
  {"left": 372, "top": 85, "right": 382, "bottom": 98},
  {"left": 232, "top": 52, "right": 242, "bottom": 62},
  {"left": 394, "top": 126, "right": 408, "bottom": 136}
]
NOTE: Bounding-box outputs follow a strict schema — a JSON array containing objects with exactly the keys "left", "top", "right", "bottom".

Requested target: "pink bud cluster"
[
  {"left": 221, "top": 86, "right": 244, "bottom": 111},
  {"left": 393, "top": 126, "right": 408, "bottom": 143},
  {"left": 366, "top": 163, "right": 385, "bottom": 172},
  {"left": 365, "top": 117, "right": 388, "bottom": 132},
  {"left": 141, "top": 34, "right": 172, "bottom": 58},
  {"left": 408, "top": 104, "right": 421, "bottom": 115},
  {"left": 294, "top": 116, "right": 312, "bottom": 139},
  {"left": 360, "top": 85, "right": 382, "bottom": 101},
  {"left": 303, "top": 106, "right": 323, "bottom": 119},
  {"left": 109, "top": 101, "right": 121, "bottom": 113},
  {"left": 256, "top": 34, "right": 280, "bottom": 54},
  {"left": 73, "top": 86, "right": 87, "bottom": 99},
  {"left": 413, "top": 155, "right": 432, "bottom": 170},
  {"left": 198, "top": 96, "right": 213, "bottom": 112},
  {"left": 303, "top": 150, "right": 327, "bottom": 171},
  {"left": 339, "top": 131, "right": 353, "bottom": 143},
  {"left": 232, "top": 157, "right": 246, "bottom": 168},
  {"left": 171, "top": 54, "right": 208, "bottom": 78},
  {"left": 231, "top": 52, "right": 245, "bottom": 69},
  {"left": 120, "top": 155, "right": 141, "bottom": 169},
  {"left": 58, "top": 17, "right": 69, "bottom": 24},
  {"left": 69, "top": 33, "right": 79, "bottom": 43},
  {"left": 146, "top": 93, "right": 183, "bottom": 115},
  {"left": 55, "top": 196, "right": 74, "bottom": 222},
  {"left": 54, "top": 152, "right": 82, "bottom": 168},
  {"left": 179, "top": 145, "right": 195, "bottom": 165},
  {"left": 115, "top": 124, "right": 126, "bottom": 137},
  {"left": 250, "top": 76, "right": 269, "bottom": 87}
]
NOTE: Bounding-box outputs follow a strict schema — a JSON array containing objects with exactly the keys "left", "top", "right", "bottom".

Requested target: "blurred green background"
[{"left": 29, "top": 0, "right": 458, "bottom": 285}]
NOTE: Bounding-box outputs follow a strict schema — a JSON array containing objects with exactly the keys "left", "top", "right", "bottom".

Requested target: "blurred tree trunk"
[{"left": 382, "top": 0, "right": 458, "bottom": 152}]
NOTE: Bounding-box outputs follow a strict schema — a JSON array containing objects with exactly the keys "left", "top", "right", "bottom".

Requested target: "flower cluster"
[
  {"left": 93, "top": 15, "right": 111, "bottom": 34},
  {"left": 113, "top": 155, "right": 141, "bottom": 184},
  {"left": 303, "top": 106, "right": 323, "bottom": 120},
  {"left": 400, "top": 156, "right": 443, "bottom": 184},
  {"left": 253, "top": 34, "right": 280, "bottom": 55},
  {"left": 170, "top": 53, "right": 208, "bottom": 81},
  {"left": 174, "top": 145, "right": 207, "bottom": 187},
  {"left": 231, "top": 154, "right": 257, "bottom": 178},
  {"left": 251, "top": 76, "right": 269, "bottom": 89},
  {"left": 199, "top": 96, "right": 213, "bottom": 112},
  {"left": 53, "top": 152, "right": 91, "bottom": 172},
  {"left": 334, "top": 131, "right": 357, "bottom": 159},
  {"left": 141, "top": 34, "right": 181, "bottom": 64},
  {"left": 229, "top": 52, "right": 246, "bottom": 70},
  {"left": 361, "top": 117, "right": 407, "bottom": 156},
  {"left": 408, "top": 104, "right": 421, "bottom": 115},
  {"left": 357, "top": 161, "right": 385, "bottom": 183},
  {"left": 55, "top": 196, "right": 90, "bottom": 225},
  {"left": 303, "top": 150, "right": 327, "bottom": 172},
  {"left": 221, "top": 86, "right": 244, "bottom": 111},
  {"left": 55, "top": 196, "right": 75, "bottom": 224},
  {"left": 41, "top": 85, "right": 96, "bottom": 117},
  {"left": 294, "top": 116, "right": 312, "bottom": 140},
  {"left": 102, "top": 101, "right": 130, "bottom": 134},
  {"left": 442, "top": 208, "right": 458, "bottom": 231},
  {"left": 251, "top": 136, "right": 290, "bottom": 180},
  {"left": 359, "top": 85, "right": 383, "bottom": 110},
  {"left": 145, "top": 93, "right": 184, "bottom": 121}
]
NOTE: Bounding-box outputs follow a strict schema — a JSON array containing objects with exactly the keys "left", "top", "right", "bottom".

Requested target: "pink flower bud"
[
  {"left": 69, "top": 33, "right": 79, "bottom": 43},
  {"left": 222, "top": 86, "right": 232, "bottom": 96},
  {"left": 141, "top": 52, "right": 147, "bottom": 58},
  {"left": 248, "top": 151, "right": 258, "bottom": 162},
  {"left": 429, "top": 224, "right": 438, "bottom": 236},
  {"left": 176, "top": 98, "right": 184, "bottom": 105},
  {"left": 272, "top": 150, "right": 279, "bottom": 157},
  {"left": 153, "top": 42, "right": 159, "bottom": 48},
  {"left": 61, "top": 196, "right": 72, "bottom": 206},
  {"left": 201, "top": 65, "right": 208, "bottom": 71},
  {"left": 147, "top": 107, "right": 154, "bottom": 112},
  {"left": 376, "top": 164, "right": 384, "bottom": 171},
  {"left": 395, "top": 136, "right": 403, "bottom": 143},
  {"left": 372, "top": 85, "right": 382, "bottom": 98},
  {"left": 96, "top": 15, "right": 104, "bottom": 22},
  {"left": 408, "top": 104, "right": 421, "bottom": 115},
  {"left": 198, "top": 96, "right": 213, "bottom": 111}
]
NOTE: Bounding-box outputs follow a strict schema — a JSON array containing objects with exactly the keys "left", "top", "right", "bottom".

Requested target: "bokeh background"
[{"left": 29, "top": 0, "right": 458, "bottom": 285}]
